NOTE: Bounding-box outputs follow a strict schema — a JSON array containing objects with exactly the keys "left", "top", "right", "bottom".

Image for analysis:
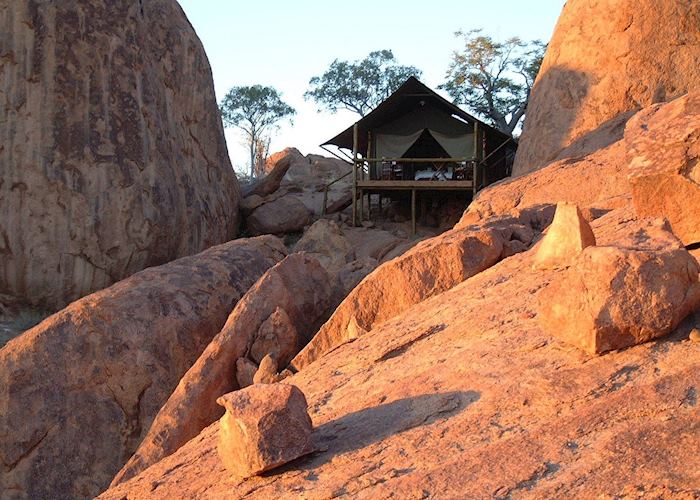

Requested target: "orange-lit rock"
[
  {"left": 0, "top": 236, "right": 286, "bottom": 499},
  {"left": 253, "top": 354, "right": 281, "bottom": 385},
  {"left": 217, "top": 384, "right": 314, "bottom": 478},
  {"left": 626, "top": 93, "right": 700, "bottom": 246},
  {"left": 538, "top": 245, "right": 700, "bottom": 354},
  {"left": 459, "top": 140, "right": 630, "bottom": 228},
  {"left": 98, "top": 206, "right": 700, "bottom": 500},
  {"left": 290, "top": 227, "right": 505, "bottom": 371},
  {"left": 514, "top": 0, "right": 700, "bottom": 175},
  {"left": 243, "top": 154, "right": 294, "bottom": 198},
  {"left": 112, "top": 253, "right": 331, "bottom": 486},
  {"left": 250, "top": 307, "right": 299, "bottom": 367},
  {"left": 534, "top": 202, "right": 596, "bottom": 269}
]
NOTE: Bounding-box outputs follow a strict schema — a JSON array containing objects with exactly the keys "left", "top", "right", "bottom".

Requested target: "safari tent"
[{"left": 322, "top": 77, "right": 515, "bottom": 232}]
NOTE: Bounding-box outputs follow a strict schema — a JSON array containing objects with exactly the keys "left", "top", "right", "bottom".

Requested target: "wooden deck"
[
  {"left": 354, "top": 179, "right": 476, "bottom": 235},
  {"left": 357, "top": 179, "right": 474, "bottom": 191}
]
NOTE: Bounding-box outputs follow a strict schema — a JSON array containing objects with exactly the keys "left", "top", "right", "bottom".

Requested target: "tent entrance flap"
[
  {"left": 431, "top": 130, "right": 474, "bottom": 159},
  {"left": 375, "top": 130, "right": 424, "bottom": 159},
  {"left": 376, "top": 129, "right": 473, "bottom": 159}
]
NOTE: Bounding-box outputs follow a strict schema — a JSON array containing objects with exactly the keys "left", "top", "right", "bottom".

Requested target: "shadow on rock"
[{"left": 270, "top": 390, "right": 479, "bottom": 476}]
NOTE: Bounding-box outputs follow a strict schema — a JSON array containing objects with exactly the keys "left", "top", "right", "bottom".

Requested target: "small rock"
[
  {"left": 216, "top": 384, "right": 314, "bottom": 478},
  {"left": 295, "top": 219, "right": 354, "bottom": 275},
  {"left": 538, "top": 246, "right": 700, "bottom": 354},
  {"left": 346, "top": 315, "right": 369, "bottom": 340},
  {"left": 250, "top": 307, "right": 299, "bottom": 367},
  {"left": 235, "top": 358, "right": 258, "bottom": 389},
  {"left": 534, "top": 202, "right": 596, "bottom": 269},
  {"left": 690, "top": 328, "right": 700, "bottom": 343},
  {"left": 253, "top": 354, "right": 279, "bottom": 385}
]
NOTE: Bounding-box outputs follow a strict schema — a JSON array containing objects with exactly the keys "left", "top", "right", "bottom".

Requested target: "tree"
[
  {"left": 441, "top": 30, "right": 546, "bottom": 135},
  {"left": 253, "top": 136, "right": 270, "bottom": 178},
  {"left": 219, "top": 85, "right": 295, "bottom": 180},
  {"left": 305, "top": 50, "right": 422, "bottom": 117}
]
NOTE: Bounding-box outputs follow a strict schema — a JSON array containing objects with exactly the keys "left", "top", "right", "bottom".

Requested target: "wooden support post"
[
  {"left": 352, "top": 123, "right": 359, "bottom": 227},
  {"left": 411, "top": 189, "right": 416, "bottom": 235},
  {"left": 473, "top": 122, "right": 479, "bottom": 197},
  {"left": 359, "top": 189, "right": 364, "bottom": 223},
  {"left": 366, "top": 131, "right": 372, "bottom": 181}
]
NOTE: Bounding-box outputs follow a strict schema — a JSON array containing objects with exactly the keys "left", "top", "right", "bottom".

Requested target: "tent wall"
[{"left": 373, "top": 103, "right": 475, "bottom": 160}]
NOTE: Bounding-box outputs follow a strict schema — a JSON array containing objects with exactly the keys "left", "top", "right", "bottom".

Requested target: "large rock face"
[
  {"left": 0, "top": 236, "right": 286, "bottom": 499},
  {"left": 461, "top": 140, "right": 630, "bottom": 227},
  {"left": 626, "top": 92, "right": 700, "bottom": 246},
  {"left": 0, "top": 0, "right": 240, "bottom": 309},
  {"left": 513, "top": 0, "right": 700, "bottom": 175},
  {"left": 99, "top": 206, "right": 700, "bottom": 499},
  {"left": 113, "top": 253, "right": 332, "bottom": 486}
]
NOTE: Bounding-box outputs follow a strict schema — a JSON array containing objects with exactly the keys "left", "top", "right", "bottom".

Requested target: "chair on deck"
[
  {"left": 380, "top": 161, "right": 392, "bottom": 180},
  {"left": 453, "top": 162, "right": 468, "bottom": 180},
  {"left": 391, "top": 162, "right": 403, "bottom": 180}
]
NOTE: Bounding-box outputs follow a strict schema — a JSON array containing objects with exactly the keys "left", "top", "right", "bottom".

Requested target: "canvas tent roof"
[{"left": 322, "top": 76, "right": 510, "bottom": 154}]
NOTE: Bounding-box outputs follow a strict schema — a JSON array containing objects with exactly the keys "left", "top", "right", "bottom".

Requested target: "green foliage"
[
  {"left": 219, "top": 85, "right": 295, "bottom": 179},
  {"left": 305, "top": 50, "right": 422, "bottom": 117},
  {"left": 441, "top": 30, "right": 545, "bottom": 135}
]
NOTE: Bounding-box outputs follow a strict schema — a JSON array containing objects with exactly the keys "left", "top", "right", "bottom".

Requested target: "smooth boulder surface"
[
  {"left": 0, "top": 236, "right": 286, "bottom": 499},
  {"left": 217, "top": 384, "right": 314, "bottom": 478},
  {"left": 256, "top": 148, "right": 352, "bottom": 217},
  {"left": 291, "top": 228, "right": 505, "bottom": 371},
  {"left": 627, "top": 93, "right": 700, "bottom": 246},
  {"left": 99, "top": 205, "right": 700, "bottom": 499},
  {"left": 514, "top": 0, "right": 700, "bottom": 174},
  {"left": 247, "top": 195, "right": 313, "bottom": 235},
  {"left": 459, "top": 140, "right": 630, "bottom": 227},
  {"left": 113, "top": 253, "right": 332, "bottom": 486},
  {"left": 539, "top": 245, "right": 700, "bottom": 354},
  {"left": 0, "top": 0, "right": 240, "bottom": 309},
  {"left": 533, "top": 202, "right": 596, "bottom": 269}
]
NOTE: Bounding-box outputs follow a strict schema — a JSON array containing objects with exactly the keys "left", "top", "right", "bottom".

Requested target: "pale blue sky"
[{"left": 177, "top": 1, "right": 566, "bottom": 173}]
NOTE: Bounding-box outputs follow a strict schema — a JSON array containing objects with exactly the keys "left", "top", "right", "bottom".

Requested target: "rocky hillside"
[
  {"left": 101, "top": 92, "right": 700, "bottom": 499},
  {"left": 0, "top": 0, "right": 239, "bottom": 311},
  {"left": 0, "top": 237, "right": 286, "bottom": 499},
  {"left": 3, "top": 1, "right": 700, "bottom": 499}
]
